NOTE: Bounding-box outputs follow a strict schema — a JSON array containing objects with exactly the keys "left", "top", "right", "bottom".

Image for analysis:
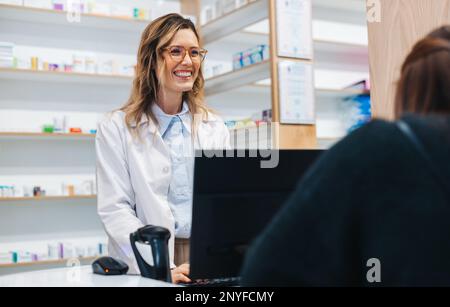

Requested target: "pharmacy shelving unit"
[
  {"left": 226, "top": 79, "right": 369, "bottom": 98},
  {"left": 0, "top": 3, "right": 148, "bottom": 32},
  {"left": 0, "top": 195, "right": 96, "bottom": 203},
  {"left": 0, "top": 68, "right": 133, "bottom": 86},
  {"left": 199, "top": 0, "right": 370, "bottom": 149},
  {"left": 0, "top": 0, "right": 193, "bottom": 275},
  {"left": 201, "top": 0, "right": 318, "bottom": 148},
  {"left": 205, "top": 64, "right": 369, "bottom": 98},
  {"left": 0, "top": 132, "right": 96, "bottom": 141},
  {"left": 205, "top": 60, "right": 271, "bottom": 96}
]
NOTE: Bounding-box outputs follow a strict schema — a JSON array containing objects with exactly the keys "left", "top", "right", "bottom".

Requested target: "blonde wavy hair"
[{"left": 121, "top": 13, "right": 210, "bottom": 137}]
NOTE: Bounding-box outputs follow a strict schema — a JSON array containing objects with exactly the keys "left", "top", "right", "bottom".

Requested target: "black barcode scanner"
[{"left": 130, "top": 225, "right": 172, "bottom": 283}]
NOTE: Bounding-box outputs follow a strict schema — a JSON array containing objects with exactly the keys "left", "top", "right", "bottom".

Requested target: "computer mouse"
[{"left": 92, "top": 256, "right": 129, "bottom": 276}]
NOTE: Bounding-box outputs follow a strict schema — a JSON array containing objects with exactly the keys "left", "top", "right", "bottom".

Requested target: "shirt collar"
[{"left": 151, "top": 102, "right": 191, "bottom": 136}]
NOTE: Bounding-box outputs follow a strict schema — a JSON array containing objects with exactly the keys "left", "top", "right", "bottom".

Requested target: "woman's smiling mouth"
[{"left": 173, "top": 70, "right": 193, "bottom": 80}]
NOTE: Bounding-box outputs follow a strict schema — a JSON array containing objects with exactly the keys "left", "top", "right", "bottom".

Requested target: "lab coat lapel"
[{"left": 132, "top": 116, "right": 170, "bottom": 158}]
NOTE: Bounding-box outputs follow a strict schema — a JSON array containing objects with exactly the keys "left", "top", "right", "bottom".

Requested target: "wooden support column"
[
  {"left": 268, "top": 0, "right": 317, "bottom": 149},
  {"left": 367, "top": 0, "right": 450, "bottom": 120},
  {"left": 180, "top": 0, "right": 200, "bottom": 16}
]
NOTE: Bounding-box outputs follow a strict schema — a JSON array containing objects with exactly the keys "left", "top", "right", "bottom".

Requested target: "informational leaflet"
[
  {"left": 278, "top": 60, "right": 315, "bottom": 124},
  {"left": 276, "top": 0, "right": 313, "bottom": 59}
]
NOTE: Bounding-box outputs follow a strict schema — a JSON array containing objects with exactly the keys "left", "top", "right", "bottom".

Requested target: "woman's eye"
[
  {"left": 191, "top": 49, "right": 200, "bottom": 57},
  {"left": 170, "top": 48, "right": 182, "bottom": 56}
]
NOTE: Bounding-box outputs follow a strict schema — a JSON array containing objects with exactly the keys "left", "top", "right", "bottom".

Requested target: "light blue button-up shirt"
[{"left": 152, "top": 102, "right": 194, "bottom": 239}]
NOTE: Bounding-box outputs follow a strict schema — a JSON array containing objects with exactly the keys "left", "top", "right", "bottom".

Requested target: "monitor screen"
[{"left": 190, "top": 149, "right": 323, "bottom": 279}]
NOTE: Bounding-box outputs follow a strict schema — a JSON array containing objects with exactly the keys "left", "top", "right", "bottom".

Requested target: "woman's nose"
[{"left": 181, "top": 52, "right": 193, "bottom": 65}]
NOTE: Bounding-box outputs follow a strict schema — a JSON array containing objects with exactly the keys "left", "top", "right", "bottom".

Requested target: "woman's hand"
[{"left": 171, "top": 263, "right": 191, "bottom": 284}]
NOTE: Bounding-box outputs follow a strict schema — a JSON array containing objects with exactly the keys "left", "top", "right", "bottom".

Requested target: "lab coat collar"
[
  {"left": 128, "top": 102, "right": 191, "bottom": 135},
  {"left": 151, "top": 102, "right": 192, "bottom": 136},
  {"left": 129, "top": 113, "right": 151, "bottom": 129}
]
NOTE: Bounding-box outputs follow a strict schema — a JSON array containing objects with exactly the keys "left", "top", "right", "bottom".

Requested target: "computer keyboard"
[{"left": 180, "top": 277, "right": 241, "bottom": 287}]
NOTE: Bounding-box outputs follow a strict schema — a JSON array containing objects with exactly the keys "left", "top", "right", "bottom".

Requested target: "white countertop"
[{"left": 0, "top": 266, "right": 176, "bottom": 287}]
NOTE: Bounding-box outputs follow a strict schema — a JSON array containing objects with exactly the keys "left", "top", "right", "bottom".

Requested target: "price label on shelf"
[
  {"left": 276, "top": 0, "right": 313, "bottom": 59},
  {"left": 278, "top": 60, "right": 315, "bottom": 124}
]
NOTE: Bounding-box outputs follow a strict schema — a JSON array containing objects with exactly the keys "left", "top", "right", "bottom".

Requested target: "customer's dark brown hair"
[{"left": 395, "top": 25, "right": 450, "bottom": 118}]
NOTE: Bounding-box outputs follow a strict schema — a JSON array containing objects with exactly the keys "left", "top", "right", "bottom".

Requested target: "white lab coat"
[{"left": 95, "top": 110, "right": 230, "bottom": 274}]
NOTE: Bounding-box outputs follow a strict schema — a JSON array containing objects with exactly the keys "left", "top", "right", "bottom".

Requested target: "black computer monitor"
[{"left": 189, "top": 149, "right": 323, "bottom": 280}]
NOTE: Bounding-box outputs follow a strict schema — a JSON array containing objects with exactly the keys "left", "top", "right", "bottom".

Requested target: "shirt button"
[{"left": 163, "top": 166, "right": 169, "bottom": 174}]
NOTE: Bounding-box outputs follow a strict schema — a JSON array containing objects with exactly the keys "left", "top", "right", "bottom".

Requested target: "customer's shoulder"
[
  {"left": 350, "top": 115, "right": 450, "bottom": 147},
  {"left": 401, "top": 114, "right": 450, "bottom": 156},
  {"left": 359, "top": 119, "right": 399, "bottom": 136},
  {"left": 402, "top": 113, "right": 450, "bottom": 137},
  {"left": 322, "top": 119, "right": 406, "bottom": 168},
  {"left": 342, "top": 119, "right": 403, "bottom": 147}
]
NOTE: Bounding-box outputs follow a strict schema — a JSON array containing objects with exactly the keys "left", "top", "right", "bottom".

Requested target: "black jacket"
[{"left": 240, "top": 114, "right": 450, "bottom": 286}]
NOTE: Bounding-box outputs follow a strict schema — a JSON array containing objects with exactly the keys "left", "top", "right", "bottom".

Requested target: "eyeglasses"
[{"left": 163, "top": 46, "right": 208, "bottom": 63}]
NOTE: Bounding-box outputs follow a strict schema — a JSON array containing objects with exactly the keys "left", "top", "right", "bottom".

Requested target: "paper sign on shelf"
[
  {"left": 276, "top": 0, "right": 313, "bottom": 59},
  {"left": 278, "top": 60, "right": 315, "bottom": 124}
]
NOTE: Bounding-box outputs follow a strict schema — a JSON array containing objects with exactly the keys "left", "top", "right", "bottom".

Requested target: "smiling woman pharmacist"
[{"left": 95, "top": 14, "right": 230, "bottom": 284}]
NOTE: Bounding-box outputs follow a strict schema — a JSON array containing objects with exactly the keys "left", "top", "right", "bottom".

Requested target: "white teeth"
[{"left": 174, "top": 71, "right": 192, "bottom": 77}]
